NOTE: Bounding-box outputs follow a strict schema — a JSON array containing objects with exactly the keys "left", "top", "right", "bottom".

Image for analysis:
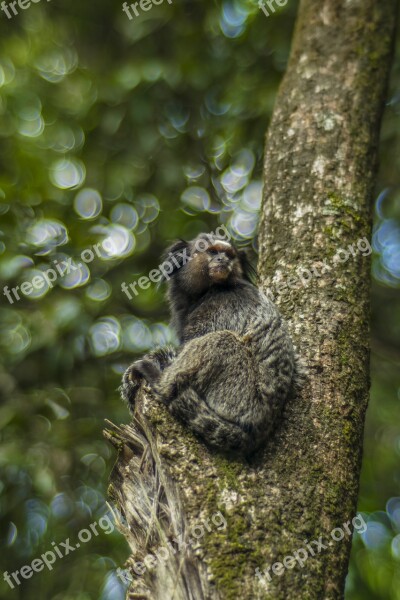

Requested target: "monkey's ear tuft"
[
  {"left": 238, "top": 249, "right": 257, "bottom": 283},
  {"left": 160, "top": 239, "right": 190, "bottom": 282}
]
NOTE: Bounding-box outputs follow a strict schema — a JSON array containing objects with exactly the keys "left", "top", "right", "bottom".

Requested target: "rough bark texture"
[{"left": 106, "top": 1, "right": 397, "bottom": 598}]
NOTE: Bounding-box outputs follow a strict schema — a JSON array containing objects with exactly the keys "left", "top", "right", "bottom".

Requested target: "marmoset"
[{"left": 120, "top": 233, "right": 302, "bottom": 456}]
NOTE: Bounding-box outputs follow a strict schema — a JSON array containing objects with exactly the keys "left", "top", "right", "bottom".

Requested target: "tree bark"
[{"left": 106, "top": 1, "right": 398, "bottom": 598}]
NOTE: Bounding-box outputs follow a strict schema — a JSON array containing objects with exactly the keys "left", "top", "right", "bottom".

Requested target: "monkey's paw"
[
  {"left": 120, "top": 359, "right": 163, "bottom": 411},
  {"left": 119, "top": 362, "right": 146, "bottom": 411}
]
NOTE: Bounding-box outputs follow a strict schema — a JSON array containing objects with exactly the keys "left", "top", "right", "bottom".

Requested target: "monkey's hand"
[
  {"left": 120, "top": 347, "right": 177, "bottom": 411},
  {"left": 120, "top": 362, "right": 146, "bottom": 411}
]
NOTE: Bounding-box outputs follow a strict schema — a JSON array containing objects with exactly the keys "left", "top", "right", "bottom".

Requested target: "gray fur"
[{"left": 120, "top": 233, "right": 302, "bottom": 456}]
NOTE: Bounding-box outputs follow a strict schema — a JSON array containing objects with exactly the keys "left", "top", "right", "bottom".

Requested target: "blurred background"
[{"left": 0, "top": 1, "right": 399, "bottom": 598}]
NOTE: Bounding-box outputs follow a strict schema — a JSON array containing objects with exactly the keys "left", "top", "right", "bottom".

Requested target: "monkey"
[{"left": 120, "top": 232, "right": 303, "bottom": 456}]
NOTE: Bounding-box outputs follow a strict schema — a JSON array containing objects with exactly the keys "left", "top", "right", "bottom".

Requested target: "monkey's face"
[
  {"left": 164, "top": 234, "right": 255, "bottom": 297},
  {"left": 204, "top": 241, "right": 237, "bottom": 282},
  {"left": 187, "top": 237, "right": 244, "bottom": 292}
]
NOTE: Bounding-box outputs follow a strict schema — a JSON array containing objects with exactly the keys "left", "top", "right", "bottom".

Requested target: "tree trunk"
[{"left": 105, "top": 1, "right": 398, "bottom": 598}]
